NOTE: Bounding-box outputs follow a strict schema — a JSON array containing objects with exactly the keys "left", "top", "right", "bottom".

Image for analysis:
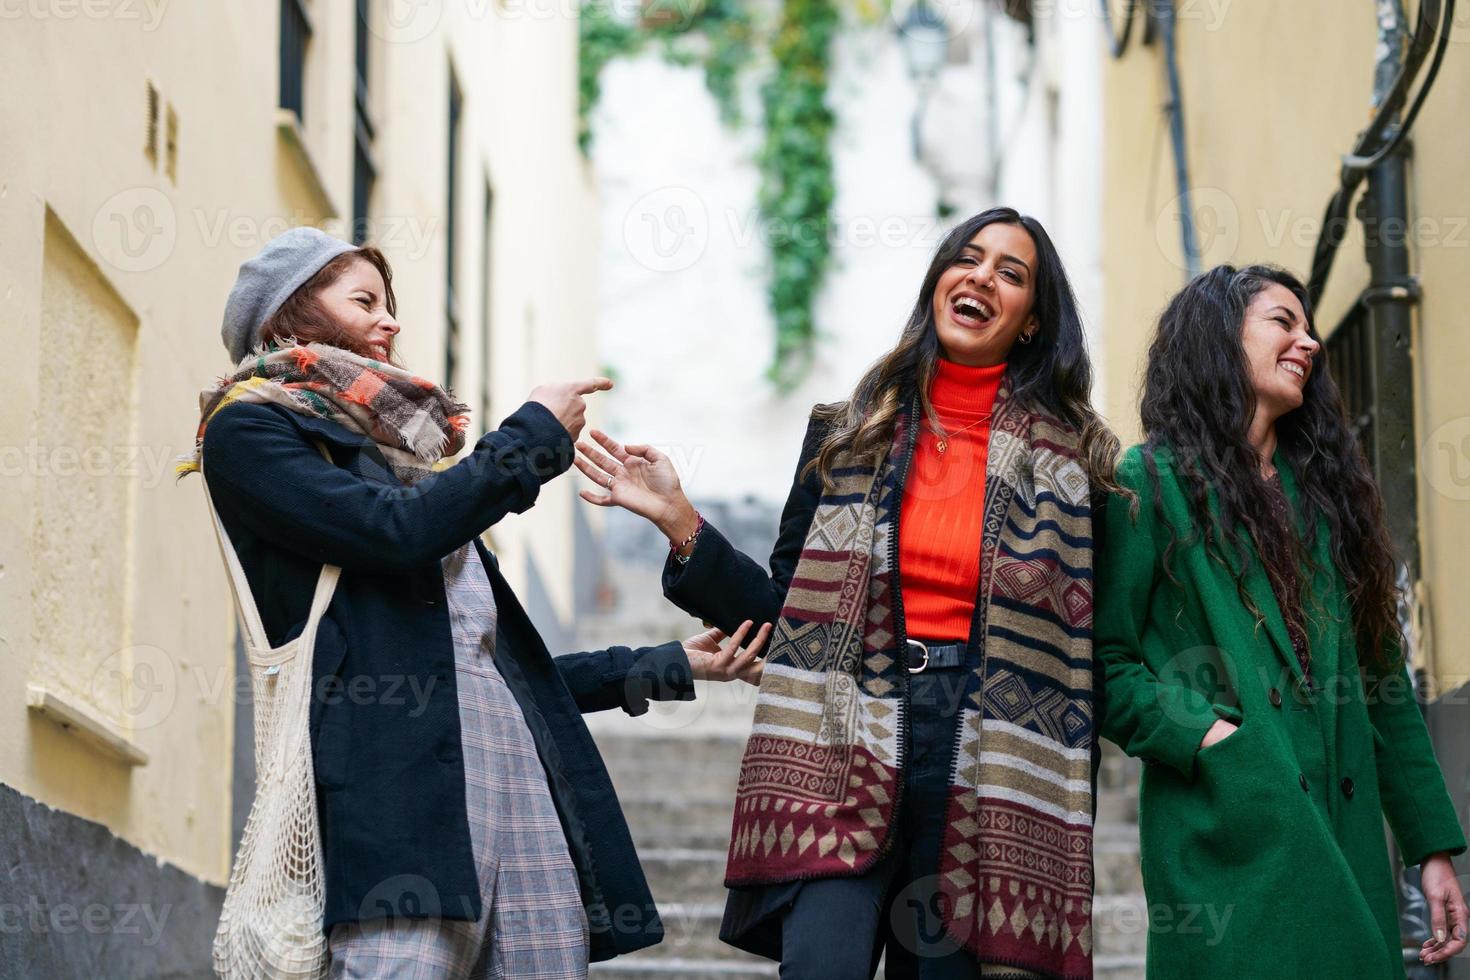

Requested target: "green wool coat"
[{"left": 1096, "top": 444, "right": 1466, "bottom": 979}]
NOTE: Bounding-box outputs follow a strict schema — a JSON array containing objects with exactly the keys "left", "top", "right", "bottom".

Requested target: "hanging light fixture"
[
  {"left": 897, "top": 2, "right": 949, "bottom": 86},
  {"left": 896, "top": 1, "right": 950, "bottom": 160}
]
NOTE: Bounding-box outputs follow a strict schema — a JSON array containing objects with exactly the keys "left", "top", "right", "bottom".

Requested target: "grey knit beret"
[{"left": 220, "top": 226, "right": 357, "bottom": 364}]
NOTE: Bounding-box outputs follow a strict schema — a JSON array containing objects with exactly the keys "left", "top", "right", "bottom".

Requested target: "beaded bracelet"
[{"left": 670, "top": 512, "right": 705, "bottom": 565}]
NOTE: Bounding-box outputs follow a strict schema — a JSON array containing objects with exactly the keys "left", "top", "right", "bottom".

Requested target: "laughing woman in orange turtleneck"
[{"left": 575, "top": 208, "right": 1118, "bottom": 980}]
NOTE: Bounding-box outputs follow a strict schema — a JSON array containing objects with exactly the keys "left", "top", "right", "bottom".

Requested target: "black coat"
[{"left": 201, "top": 399, "right": 693, "bottom": 961}]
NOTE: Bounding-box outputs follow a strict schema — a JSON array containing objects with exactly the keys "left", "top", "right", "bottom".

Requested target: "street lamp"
[{"left": 897, "top": 2, "right": 950, "bottom": 160}]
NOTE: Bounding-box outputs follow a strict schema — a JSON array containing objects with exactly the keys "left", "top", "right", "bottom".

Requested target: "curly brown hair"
[{"left": 1138, "top": 264, "right": 1404, "bottom": 674}]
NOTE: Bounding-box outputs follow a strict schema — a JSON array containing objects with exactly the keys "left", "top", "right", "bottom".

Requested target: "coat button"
[
  {"left": 1341, "top": 777, "right": 1355, "bottom": 798},
  {"left": 1299, "top": 773, "right": 1310, "bottom": 793},
  {"left": 1269, "top": 688, "right": 1282, "bottom": 708}
]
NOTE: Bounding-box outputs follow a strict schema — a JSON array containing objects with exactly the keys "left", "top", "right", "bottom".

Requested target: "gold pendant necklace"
[{"left": 933, "top": 413, "right": 991, "bottom": 454}]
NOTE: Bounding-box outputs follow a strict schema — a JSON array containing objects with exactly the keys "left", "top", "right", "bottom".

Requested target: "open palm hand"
[
  {"left": 682, "top": 620, "right": 771, "bottom": 686},
  {"left": 575, "top": 429, "right": 689, "bottom": 530}
]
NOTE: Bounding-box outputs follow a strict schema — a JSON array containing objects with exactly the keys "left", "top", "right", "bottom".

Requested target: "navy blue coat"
[{"left": 201, "top": 399, "right": 693, "bottom": 961}]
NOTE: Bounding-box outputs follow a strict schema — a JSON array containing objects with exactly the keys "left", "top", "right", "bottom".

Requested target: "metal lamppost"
[{"left": 897, "top": 2, "right": 949, "bottom": 161}]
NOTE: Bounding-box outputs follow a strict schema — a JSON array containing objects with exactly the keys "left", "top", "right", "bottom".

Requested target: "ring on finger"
[{"left": 606, "top": 474, "right": 615, "bottom": 489}]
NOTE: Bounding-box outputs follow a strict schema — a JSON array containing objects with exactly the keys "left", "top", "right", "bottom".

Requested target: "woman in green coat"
[{"left": 1096, "top": 264, "right": 1467, "bottom": 977}]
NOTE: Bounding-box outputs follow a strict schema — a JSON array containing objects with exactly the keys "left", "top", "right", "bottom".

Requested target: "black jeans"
[{"left": 779, "top": 666, "right": 980, "bottom": 980}]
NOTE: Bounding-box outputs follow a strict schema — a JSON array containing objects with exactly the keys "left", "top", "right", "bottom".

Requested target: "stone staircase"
[
  {"left": 583, "top": 684, "right": 777, "bottom": 980},
  {"left": 581, "top": 687, "right": 1147, "bottom": 979},
  {"left": 576, "top": 519, "right": 1148, "bottom": 978},
  {"left": 1092, "top": 748, "right": 1148, "bottom": 980}
]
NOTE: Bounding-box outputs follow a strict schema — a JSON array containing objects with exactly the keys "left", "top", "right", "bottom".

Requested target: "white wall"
[{"left": 593, "top": 23, "right": 942, "bottom": 505}]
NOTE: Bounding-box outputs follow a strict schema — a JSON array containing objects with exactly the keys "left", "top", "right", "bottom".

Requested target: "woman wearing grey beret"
[{"left": 181, "top": 227, "right": 771, "bottom": 977}]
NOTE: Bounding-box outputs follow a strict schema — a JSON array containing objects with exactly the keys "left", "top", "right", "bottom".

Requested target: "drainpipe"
[
  {"left": 1097, "top": 0, "right": 1197, "bottom": 276},
  {"left": 1361, "top": 0, "right": 1421, "bottom": 579},
  {"left": 1363, "top": 7, "right": 1432, "bottom": 974},
  {"left": 1157, "top": 1, "right": 1200, "bottom": 278}
]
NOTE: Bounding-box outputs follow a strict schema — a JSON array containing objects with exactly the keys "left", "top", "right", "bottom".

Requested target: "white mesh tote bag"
[{"left": 201, "top": 447, "right": 340, "bottom": 979}]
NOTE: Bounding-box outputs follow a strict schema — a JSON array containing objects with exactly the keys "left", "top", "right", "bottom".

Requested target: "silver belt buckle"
[{"left": 906, "top": 639, "right": 929, "bottom": 674}]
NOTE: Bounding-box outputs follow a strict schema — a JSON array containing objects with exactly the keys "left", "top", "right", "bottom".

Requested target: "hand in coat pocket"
[{"left": 1199, "top": 718, "right": 1239, "bottom": 751}]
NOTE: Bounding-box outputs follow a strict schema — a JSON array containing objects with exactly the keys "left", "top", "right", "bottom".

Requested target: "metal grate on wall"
[{"left": 1326, "top": 302, "right": 1375, "bottom": 461}]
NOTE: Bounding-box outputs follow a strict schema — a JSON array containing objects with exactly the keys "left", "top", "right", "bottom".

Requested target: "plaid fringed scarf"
[
  {"left": 727, "top": 380, "right": 1096, "bottom": 979},
  {"left": 177, "top": 341, "right": 470, "bottom": 485}
]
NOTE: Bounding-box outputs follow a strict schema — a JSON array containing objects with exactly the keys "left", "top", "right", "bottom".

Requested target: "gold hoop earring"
[{"left": 1018, "top": 330, "right": 1035, "bottom": 344}]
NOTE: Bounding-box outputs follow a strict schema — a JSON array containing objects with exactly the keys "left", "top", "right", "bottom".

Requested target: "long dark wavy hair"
[
  {"left": 1137, "top": 264, "right": 1402, "bottom": 672},
  {"left": 804, "top": 207, "right": 1119, "bottom": 494}
]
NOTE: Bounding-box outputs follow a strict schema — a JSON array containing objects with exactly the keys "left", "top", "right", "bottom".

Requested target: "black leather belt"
[{"left": 905, "top": 639, "right": 966, "bottom": 673}]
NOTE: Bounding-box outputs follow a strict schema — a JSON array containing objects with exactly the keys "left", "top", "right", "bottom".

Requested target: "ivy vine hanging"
[
  {"left": 758, "top": 0, "right": 837, "bottom": 388},
  {"left": 579, "top": 0, "right": 849, "bottom": 391}
]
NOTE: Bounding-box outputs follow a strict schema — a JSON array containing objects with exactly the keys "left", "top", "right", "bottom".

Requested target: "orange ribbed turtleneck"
[{"left": 898, "top": 357, "right": 1006, "bottom": 642}]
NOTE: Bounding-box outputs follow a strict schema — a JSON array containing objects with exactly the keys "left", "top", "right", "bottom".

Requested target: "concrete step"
[
  {"left": 1092, "top": 893, "right": 1150, "bottom": 959},
  {"left": 1098, "top": 741, "right": 1143, "bottom": 792},
  {"left": 596, "top": 733, "right": 747, "bottom": 790},
  {"left": 590, "top": 940, "right": 1152, "bottom": 975},
  {"left": 621, "top": 794, "right": 738, "bottom": 852},
  {"left": 597, "top": 953, "right": 1146, "bottom": 977},
  {"left": 1094, "top": 825, "right": 1143, "bottom": 897},
  {"left": 1096, "top": 788, "right": 1139, "bottom": 825},
  {"left": 593, "top": 952, "right": 1145, "bottom": 979},
  {"left": 640, "top": 848, "right": 731, "bottom": 907},
  {"left": 875, "top": 952, "right": 1145, "bottom": 980},
  {"left": 1095, "top": 953, "right": 1147, "bottom": 980},
  {"left": 644, "top": 904, "right": 730, "bottom": 961},
  {"left": 585, "top": 684, "right": 760, "bottom": 741},
  {"left": 631, "top": 903, "right": 755, "bottom": 963},
  {"left": 590, "top": 957, "right": 778, "bottom": 979}
]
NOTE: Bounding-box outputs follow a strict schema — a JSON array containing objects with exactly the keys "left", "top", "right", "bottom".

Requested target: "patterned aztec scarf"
[
  {"left": 727, "top": 380, "right": 1096, "bottom": 979},
  {"left": 176, "top": 341, "right": 470, "bottom": 485}
]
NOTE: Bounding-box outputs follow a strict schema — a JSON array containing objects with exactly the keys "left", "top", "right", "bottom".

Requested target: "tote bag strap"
[{"left": 200, "top": 440, "right": 341, "bottom": 654}]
